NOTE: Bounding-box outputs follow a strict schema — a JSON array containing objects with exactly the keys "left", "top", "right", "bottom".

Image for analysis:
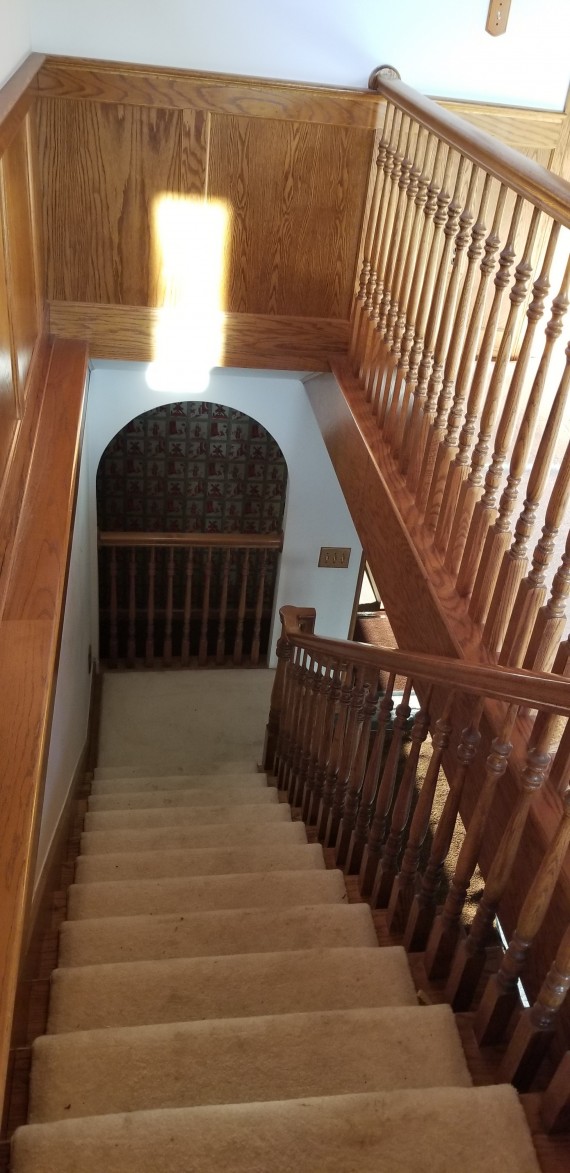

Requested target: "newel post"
[{"left": 262, "top": 607, "right": 316, "bottom": 774}]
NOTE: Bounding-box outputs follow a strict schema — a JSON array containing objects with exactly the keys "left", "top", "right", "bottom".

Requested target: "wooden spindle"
[
  {"left": 482, "top": 236, "right": 568, "bottom": 653},
  {"left": 371, "top": 688, "right": 432, "bottom": 909},
  {"left": 232, "top": 547, "right": 250, "bottom": 666},
  {"left": 404, "top": 703, "right": 482, "bottom": 953},
  {"left": 250, "top": 549, "right": 267, "bottom": 666},
  {"left": 475, "top": 756, "right": 569, "bottom": 1046},
  {"left": 216, "top": 548, "right": 231, "bottom": 665},
  {"left": 336, "top": 669, "right": 379, "bottom": 867},
  {"left": 357, "top": 105, "right": 399, "bottom": 388},
  {"left": 445, "top": 191, "right": 522, "bottom": 576},
  {"left": 388, "top": 696, "right": 452, "bottom": 934},
  {"left": 359, "top": 678, "right": 413, "bottom": 898},
  {"left": 281, "top": 650, "right": 307, "bottom": 796},
  {"left": 262, "top": 605, "right": 314, "bottom": 776},
  {"left": 145, "top": 546, "right": 156, "bottom": 667},
  {"left": 163, "top": 546, "right": 175, "bottom": 666},
  {"left": 457, "top": 206, "right": 543, "bottom": 602},
  {"left": 198, "top": 547, "right": 213, "bottom": 666},
  {"left": 274, "top": 647, "right": 296, "bottom": 786},
  {"left": 305, "top": 658, "right": 339, "bottom": 823},
  {"left": 126, "top": 547, "right": 136, "bottom": 668},
  {"left": 445, "top": 713, "right": 554, "bottom": 1011},
  {"left": 500, "top": 881, "right": 570, "bottom": 1089},
  {"left": 302, "top": 657, "right": 334, "bottom": 825},
  {"left": 424, "top": 702, "right": 517, "bottom": 980},
  {"left": 180, "top": 547, "right": 194, "bottom": 667},
  {"left": 324, "top": 664, "right": 368, "bottom": 848},
  {"left": 435, "top": 183, "right": 507, "bottom": 554},
  {"left": 109, "top": 546, "right": 119, "bottom": 667},
  {"left": 316, "top": 664, "right": 347, "bottom": 837},
  {"left": 526, "top": 533, "right": 570, "bottom": 677},
  {"left": 361, "top": 110, "right": 406, "bottom": 389},
  {"left": 345, "top": 675, "right": 396, "bottom": 874},
  {"left": 350, "top": 102, "right": 393, "bottom": 367},
  {"left": 288, "top": 651, "right": 316, "bottom": 808},
  {"left": 422, "top": 169, "right": 492, "bottom": 528}
]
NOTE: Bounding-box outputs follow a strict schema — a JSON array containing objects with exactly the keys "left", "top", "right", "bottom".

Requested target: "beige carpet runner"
[{"left": 13, "top": 768, "right": 542, "bottom": 1171}]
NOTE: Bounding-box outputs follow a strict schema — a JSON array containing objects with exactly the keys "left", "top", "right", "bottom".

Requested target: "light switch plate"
[
  {"left": 318, "top": 547, "right": 351, "bottom": 568},
  {"left": 486, "top": 0, "right": 511, "bottom": 36}
]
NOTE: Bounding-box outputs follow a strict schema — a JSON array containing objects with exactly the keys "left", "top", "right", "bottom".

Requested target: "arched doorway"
[{"left": 96, "top": 399, "right": 287, "bottom": 668}]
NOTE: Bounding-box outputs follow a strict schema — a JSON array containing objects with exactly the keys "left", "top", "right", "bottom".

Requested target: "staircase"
[{"left": 12, "top": 675, "right": 543, "bottom": 1172}]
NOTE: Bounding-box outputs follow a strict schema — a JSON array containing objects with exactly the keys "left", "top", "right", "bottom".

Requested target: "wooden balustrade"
[
  {"left": 98, "top": 531, "right": 283, "bottom": 669},
  {"left": 347, "top": 71, "right": 570, "bottom": 712},
  {"left": 264, "top": 605, "right": 570, "bottom": 1097}
]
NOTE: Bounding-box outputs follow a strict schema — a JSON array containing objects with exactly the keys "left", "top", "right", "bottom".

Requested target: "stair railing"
[
  {"left": 98, "top": 530, "right": 283, "bottom": 668},
  {"left": 349, "top": 71, "right": 570, "bottom": 681},
  {"left": 263, "top": 604, "right": 570, "bottom": 1102}
]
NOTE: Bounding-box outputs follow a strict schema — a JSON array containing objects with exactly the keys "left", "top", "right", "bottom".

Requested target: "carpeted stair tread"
[
  {"left": 47, "top": 947, "right": 418, "bottom": 1032},
  {"left": 11, "top": 1085, "right": 542, "bottom": 1173},
  {"left": 94, "top": 761, "right": 255, "bottom": 779},
  {"left": 80, "top": 820, "right": 307, "bottom": 855},
  {"left": 74, "top": 843, "right": 325, "bottom": 883},
  {"left": 91, "top": 772, "right": 266, "bottom": 794},
  {"left": 58, "top": 903, "right": 377, "bottom": 967},
  {"left": 66, "top": 869, "right": 348, "bottom": 921},
  {"left": 88, "top": 786, "right": 278, "bottom": 810},
  {"left": 84, "top": 801, "right": 292, "bottom": 831},
  {"left": 29, "top": 1004, "right": 471, "bottom": 1122}
]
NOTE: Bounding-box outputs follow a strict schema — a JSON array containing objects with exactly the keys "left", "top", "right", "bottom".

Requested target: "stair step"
[
  {"left": 84, "top": 801, "right": 292, "bottom": 831},
  {"left": 94, "top": 761, "right": 254, "bottom": 779},
  {"left": 47, "top": 947, "right": 418, "bottom": 1033},
  {"left": 12, "top": 1085, "right": 542, "bottom": 1173},
  {"left": 74, "top": 844, "right": 325, "bottom": 883},
  {"left": 91, "top": 772, "right": 265, "bottom": 794},
  {"left": 80, "top": 820, "right": 307, "bottom": 855},
  {"left": 88, "top": 785, "right": 278, "bottom": 811},
  {"left": 58, "top": 903, "right": 377, "bottom": 967},
  {"left": 66, "top": 869, "right": 349, "bottom": 920},
  {"left": 30, "top": 1004, "right": 470, "bottom": 1123}
]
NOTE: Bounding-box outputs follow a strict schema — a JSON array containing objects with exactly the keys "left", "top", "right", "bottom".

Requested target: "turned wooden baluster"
[
  {"left": 533, "top": 639, "right": 570, "bottom": 794},
  {"left": 250, "top": 549, "right": 267, "bottom": 667},
  {"left": 302, "top": 656, "right": 334, "bottom": 825},
  {"left": 180, "top": 548, "right": 194, "bottom": 667},
  {"left": 388, "top": 695, "right": 453, "bottom": 934},
  {"left": 502, "top": 435, "right": 570, "bottom": 670},
  {"left": 361, "top": 110, "right": 406, "bottom": 390},
  {"left": 445, "top": 713, "right": 554, "bottom": 1011},
  {"left": 316, "top": 663, "right": 347, "bottom": 838},
  {"left": 304, "top": 658, "right": 339, "bottom": 825},
  {"left": 435, "top": 183, "right": 507, "bottom": 554},
  {"left": 274, "top": 645, "right": 296, "bottom": 786},
  {"left": 350, "top": 102, "right": 394, "bottom": 369},
  {"left": 422, "top": 169, "right": 491, "bottom": 528},
  {"left": 126, "top": 547, "right": 137, "bottom": 667},
  {"left": 359, "top": 678, "right": 413, "bottom": 898},
  {"left": 373, "top": 125, "right": 428, "bottom": 422},
  {"left": 215, "top": 548, "right": 231, "bottom": 665},
  {"left": 482, "top": 237, "right": 568, "bottom": 653},
  {"left": 289, "top": 652, "right": 317, "bottom": 808},
  {"left": 163, "top": 546, "right": 175, "bottom": 666},
  {"left": 198, "top": 547, "right": 213, "bottom": 666},
  {"left": 412, "top": 156, "right": 472, "bottom": 509},
  {"left": 475, "top": 758, "right": 569, "bottom": 1046},
  {"left": 445, "top": 191, "right": 522, "bottom": 576},
  {"left": 424, "top": 702, "right": 517, "bottom": 980},
  {"left": 233, "top": 548, "right": 250, "bottom": 666},
  {"left": 145, "top": 547, "right": 156, "bottom": 667},
  {"left": 527, "top": 532, "right": 570, "bottom": 677},
  {"left": 405, "top": 703, "right": 482, "bottom": 953},
  {"left": 280, "top": 649, "right": 306, "bottom": 794},
  {"left": 371, "top": 688, "right": 432, "bottom": 909},
  {"left": 499, "top": 834, "right": 570, "bottom": 1089},
  {"left": 336, "top": 668, "right": 380, "bottom": 867},
  {"left": 345, "top": 675, "right": 396, "bottom": 874},
  {"left": 400, "top": 147, "right": 457, "bottom": 489},
  {"left": 457, "top": 207, "right": 543, "bottom": 602},
  {"left": 108, "top": 547, "right": 119, "bottom": 667},
  {"left": 262, "top": 609, "right": 315, "bottom": 775},
  {"left": 357, "top": 105, "right": 398, "bottom": 389},
  {"left": 324, "top": 664, "right": 369, "bottom": 848},
  {"left": 390, "top": 139, "right": 446, "bottom": 462}
]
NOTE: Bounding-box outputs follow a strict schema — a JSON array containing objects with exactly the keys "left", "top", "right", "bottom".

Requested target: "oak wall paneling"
[
  {"left": 0, "top": 212, "right": 16, "bottom": 485},
  {"left": 0, "top": 115, "right": 42, "bottom": 401}
]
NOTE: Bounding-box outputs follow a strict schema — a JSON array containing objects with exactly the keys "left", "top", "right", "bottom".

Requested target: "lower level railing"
[
  {"left": 98, "top": 531, "right": 283, "bottom": 668},
  {"left": 263, "top": 606, "right": 570, "bottom": 1120}
]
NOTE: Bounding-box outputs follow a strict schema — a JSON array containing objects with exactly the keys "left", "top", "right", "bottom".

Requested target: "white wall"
[
  {"left": 29, "top": 0, "right": 570, "bottom": 109},
  {"left": 85, "top": 362, "right": 363, "bottom": 663},
  {"left": 34, "top": 448, "right": 94, "bottom": 889},
  {"left": 0, "top": 0, "right": 31, "bottom": 87}
]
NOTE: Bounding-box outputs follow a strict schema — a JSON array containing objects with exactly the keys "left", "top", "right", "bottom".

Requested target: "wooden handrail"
[
  {"left": 98, "top": 530, "right": 283, "bottom": 550},
  {"left": 278, "top": 606, "right": 570, "bottom": 715},
  {"left": 369, "top": 75, "right": 570, "bottom": 228}
]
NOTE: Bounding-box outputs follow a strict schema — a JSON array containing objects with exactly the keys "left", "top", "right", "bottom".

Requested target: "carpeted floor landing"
[{"left": 12, "top": 709, "right": 542, "bottom": 1171}]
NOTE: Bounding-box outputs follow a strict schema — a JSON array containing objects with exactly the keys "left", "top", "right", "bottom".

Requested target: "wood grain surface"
[{"left": 0, "top": 116, "right": 41, "bottom": 400}]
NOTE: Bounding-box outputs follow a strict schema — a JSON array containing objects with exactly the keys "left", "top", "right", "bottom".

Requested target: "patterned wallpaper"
[{"left": 96, "top": 401, "right": 287, "bottom": 534}]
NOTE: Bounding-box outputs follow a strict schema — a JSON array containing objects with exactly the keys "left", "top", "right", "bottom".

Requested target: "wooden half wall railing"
[
  {"left": 98, "top": 530, "right": 283, "bottom": 668},
  {"left": 347, "top": 71, "right": 570, "bottom": 684},
  {"left": 263, "top": 606, "right": 570, "bottom": 1124}
]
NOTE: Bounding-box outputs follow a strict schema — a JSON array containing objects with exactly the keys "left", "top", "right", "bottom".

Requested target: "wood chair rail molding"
[{"left": 99, "top": 530, "right": 283, "bottom": 550}]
